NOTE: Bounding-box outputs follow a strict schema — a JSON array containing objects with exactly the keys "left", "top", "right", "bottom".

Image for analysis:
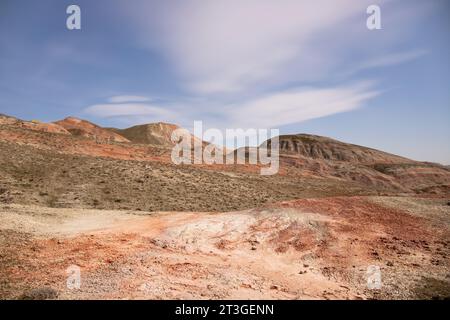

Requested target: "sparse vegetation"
[{"left": 1, "top": 115, "right": 449, "bottom": 300}]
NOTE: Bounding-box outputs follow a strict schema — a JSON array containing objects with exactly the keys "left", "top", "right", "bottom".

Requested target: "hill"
[
  {"left": 54, "top": 117, "right": 130, "bottom": 143},
  {"left": 263, "top": 134, "right": 411, "bottom": 164}
]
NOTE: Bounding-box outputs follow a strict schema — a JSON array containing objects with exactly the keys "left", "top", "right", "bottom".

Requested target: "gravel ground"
[{"left": 1, "top": 196, "right": 449, "bottom": 300}]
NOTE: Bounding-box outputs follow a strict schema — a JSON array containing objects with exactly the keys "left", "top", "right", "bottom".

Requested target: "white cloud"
[
  {"left": 108, "top": 95, "right": 150, "bottom": 103},
  {"left": 225, "top": 83, "right": 379, "bottom": 128},
  {"left": 356, "top": 49, "right": 428, "bottom": 71},
  {"left": 129, "top": 0, "right": 396, "bottom": 94},
  {"left": 83, "top": 83, "right": 379, "bottom": 130},
  {"left": 84, "top": 103, "right": 174, "bottom": 119},
  {"left": 99, "top": 1, "right": 430, "bottom": 130}
]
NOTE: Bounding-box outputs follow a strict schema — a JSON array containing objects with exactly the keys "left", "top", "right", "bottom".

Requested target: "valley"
[{"left": 1, "top": 113, "right": 449, "bottom": 300}]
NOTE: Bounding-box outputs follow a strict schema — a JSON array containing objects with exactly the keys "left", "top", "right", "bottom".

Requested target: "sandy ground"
[{"left": 1, "top": 196, "right": 449, "bottom": 300}]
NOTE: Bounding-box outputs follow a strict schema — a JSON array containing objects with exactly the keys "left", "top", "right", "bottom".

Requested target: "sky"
[{"left": 0, "top": 0, "right": 449, "bottom": 164}]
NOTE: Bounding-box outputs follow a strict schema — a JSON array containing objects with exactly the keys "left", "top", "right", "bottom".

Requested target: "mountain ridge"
[
  {"left": 0, "top": 111, "right": 449, "bottom": 210},
  {"left": 54, "top": 117, "right": 130, "bottom": 143},
  {"left": 0, "top": 112, "right": 446, "bottom": 166},
  {"left": 263, "top": 133, "right": 413, "bottom": 164}
]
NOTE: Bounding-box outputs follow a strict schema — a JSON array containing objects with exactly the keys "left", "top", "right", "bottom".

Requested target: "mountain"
[
  {"left": 1, "top": 112, "right": 450, "bottom": 300},
  {"left": 110, "top": 122, "right": 179, "bottom": 146},
  {"left": 0, "top": 113, "right": 19, "bottom": 125},
  {"left": 0, "top": 112, "right": 449, "bottom": 199},
  {"left": 0, "top": 113, "right": 70, "bottom": 134},
  {"left": 111, "top": 122, "right": 206, "bottom": 148},
  {"left": 263, "top": 134, "right": 411, "bottom": 164},
  {"left": 54, "top": 117, "right": 130, "bottom": 143},
  {"left": 255, "top": 134, "right": 450, "bottom": 192}
]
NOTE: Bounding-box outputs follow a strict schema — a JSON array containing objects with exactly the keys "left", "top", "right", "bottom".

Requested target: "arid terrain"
[{"left": 1, "top": 113, "right": 449, "bottom": 299}]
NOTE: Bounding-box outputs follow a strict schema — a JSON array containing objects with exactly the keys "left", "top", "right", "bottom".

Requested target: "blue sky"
[{"left": 0, "top": 0, "right": 449, "bottom": 163}]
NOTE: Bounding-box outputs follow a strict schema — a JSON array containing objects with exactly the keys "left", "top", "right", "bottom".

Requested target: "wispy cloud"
[
  {"left": 84, "top": 103, "right": 171, "bottom": 117},
  {"left": 84, "top": 95, "right": 174, "bottom": 122},
  {"left": 355, "top": 49, "right": 428, "bottom": 72},
  {"left": 82, "top": 82, "right": 378, "bottom": 130},
  {"left": 225, "top": 83, "right": 379, "bottom": 128},
  {"left": 128, "top": 0, "right": 398, "bottom": 95},
  {"left": 81, "top": 1, "right": 433, "bottom": 131},
  {"left": 83, "top": 94, "right": 177, "bottom": 126},
  {"left": 108, "top": 95, "right": 151, "bottom": 103}
]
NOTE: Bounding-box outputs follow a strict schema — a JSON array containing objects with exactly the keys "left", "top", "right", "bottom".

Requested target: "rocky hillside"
[
  {"left": 1, "top": 113, "right": 449, "bottom": 301},
  {"left": 1, "top": 114, "right": 69, "bottom": 135},
  {"left": 54, "top": 117, "right": 130, "bottom": 143},
  {"left": 111, "top": 122, "right": 207, "bottom": 148},
  {"left": 0, "top": 113, "right": 449, "bottom": 203},
  {"left": 0, "top": 114, "right": 19, "bottom": 125},
  {"left": 259, "top": 134, "right": 450, "bottom": 193},
  {"left": 264, "top": 134, "right": 411, "bottom": 164},
  {"left": 111, "top": 122, "right": 178, "bottom": 145}
]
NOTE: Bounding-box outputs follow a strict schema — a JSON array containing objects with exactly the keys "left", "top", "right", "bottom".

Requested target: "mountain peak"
[
  {"left": 262, "top": 133, "right": 411, "bottom": 164},
  {"left": 113, "top": 122, "right": 182, "bottom": 146},
  {"left": 54, "top": 117, "right": 130, "bottom": 143}
]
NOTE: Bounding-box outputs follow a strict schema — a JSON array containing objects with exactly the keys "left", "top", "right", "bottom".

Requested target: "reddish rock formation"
[{"left": 54, "top": 117, "right": 130, "bottom": 143}]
